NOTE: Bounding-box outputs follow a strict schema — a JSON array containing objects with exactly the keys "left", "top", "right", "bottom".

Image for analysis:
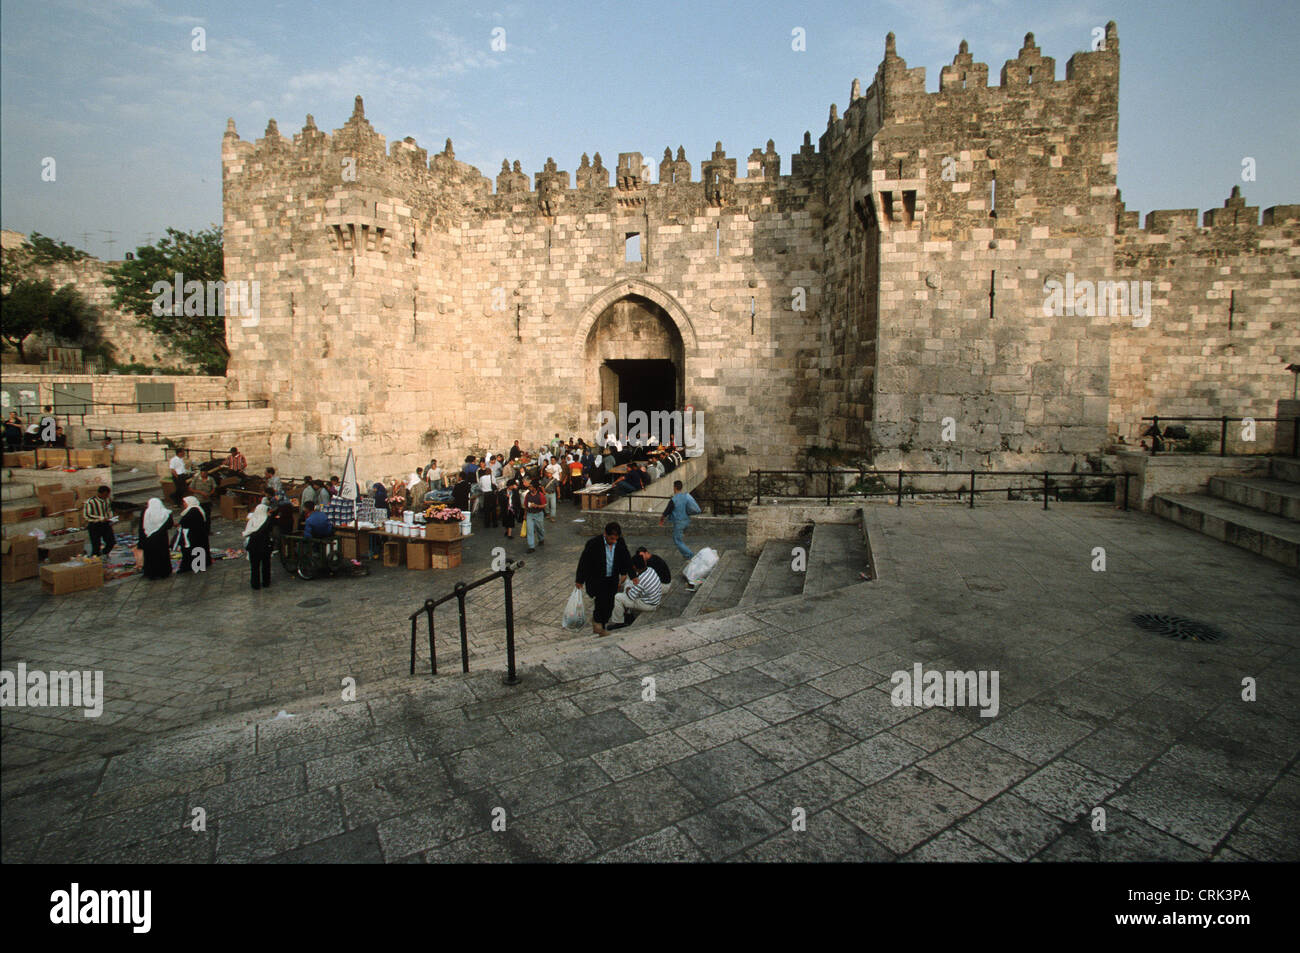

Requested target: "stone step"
[
  {"left": 680, "top": 549, "right": 757, "bottom": 617},
  {"left": 1207, "top": 476, "right": 1300, "bottom": 521},
  {"left": 738, "top": 538, "right": 805, "bottom": 606},
  {"left": 1, "top": 482, "right": 35, "bottom": 502},
  {"left": 803, "top": 522, "right": 871, "bottom": 596},
  {"left": 1, "top": 514, "right": 68, "bottom": 540},
  {"left": 1269, "top": 457, "right": 1300, "bottom": 485},
  {"left": 1152, "top": 493, "right": 1300, "bottom": 571}
]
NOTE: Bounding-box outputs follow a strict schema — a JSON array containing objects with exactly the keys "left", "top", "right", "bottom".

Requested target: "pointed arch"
[{"left": 573, "top": 279, "right": 698, "bottom": 352}]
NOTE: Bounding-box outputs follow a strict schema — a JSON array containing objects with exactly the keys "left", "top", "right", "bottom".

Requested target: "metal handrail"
[
  {"left": 407, "top": 560, "right": 525, "bottom": 683},
  {"left": 1139, "top": 414, "right": 1298, "bottom": 458},
  {"left": 752, "top": 467, "right": 1132, "bottom": 511}
]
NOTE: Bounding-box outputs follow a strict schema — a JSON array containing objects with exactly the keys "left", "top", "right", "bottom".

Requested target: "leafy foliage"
[
  {"left": 24, "top": 232, "right": 91, "bottom": 265},
  {"left": 0, "top": 277, "right": 111, "bottom": 363},
  {"left": 104, "top": 226, "right": 227, "bottom": 374}
]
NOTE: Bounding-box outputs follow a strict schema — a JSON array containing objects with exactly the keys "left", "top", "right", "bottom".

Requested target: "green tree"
[
  {"left": 0, "top": 277, "right": 110, "bottom": 363},
  {"left": 104, "top": 225, "right": 227, "bottom": 374},
  {"left": 24, "top": 232, "right": 91, "bottom": 265}
]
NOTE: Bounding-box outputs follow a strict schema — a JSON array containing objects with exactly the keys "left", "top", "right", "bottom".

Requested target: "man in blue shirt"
[
  {"left": 301, "top": 501, "right": 334, "bottom": 540},
  {"left": 659, "top": 479, "right": 703, "bottom": 565}
]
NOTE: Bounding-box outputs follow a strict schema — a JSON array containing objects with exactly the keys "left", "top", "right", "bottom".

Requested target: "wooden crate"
[{"left": 383, "top": 540, "right": 404, "bottom": 567}]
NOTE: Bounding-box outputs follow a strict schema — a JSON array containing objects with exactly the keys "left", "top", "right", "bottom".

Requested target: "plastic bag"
[
  {"left": 562, "top": 588, "right": 587, "bottom": 630},
  {"left": 682, "top": 547, "right": 719, "bottom": 586}
]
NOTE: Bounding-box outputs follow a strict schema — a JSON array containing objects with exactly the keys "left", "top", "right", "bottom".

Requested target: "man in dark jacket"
[
  {"left": 452, "top": 472, "right": 472, "bottom": 511},
  {"left": 575, "top": 521, "right": 633, "bottom": 637}
]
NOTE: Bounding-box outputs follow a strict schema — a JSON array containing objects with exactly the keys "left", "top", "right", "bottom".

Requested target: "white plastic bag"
[
  {"left": 682, "top": 547, "right": 719, "bottom": 586},
  {"left": 562, "top": 588, "right": 587, "bottom": 630}
]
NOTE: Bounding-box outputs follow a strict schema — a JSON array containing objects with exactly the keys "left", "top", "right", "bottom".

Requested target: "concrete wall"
[{"left": 746, "top": 502, "right": 863, "bottom": 556}]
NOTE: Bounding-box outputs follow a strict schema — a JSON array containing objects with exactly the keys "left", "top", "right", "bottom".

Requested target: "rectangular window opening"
[
  {"left": 625, "top": 232, "right": 641, "bottom": 262},
  {"left": 880, "top": 191, "right": 896, "bottom": 223}
]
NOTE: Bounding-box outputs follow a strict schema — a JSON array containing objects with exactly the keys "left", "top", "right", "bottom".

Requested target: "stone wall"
[
  {"left": 219, "top": 21, "right": 1298, "bottom": 485},
  {"left": 1, "top": 374, "right": 230, "bottom": 415},
  {"left": 1110, "top": 195, "right": 1300, "bottom": 443}
]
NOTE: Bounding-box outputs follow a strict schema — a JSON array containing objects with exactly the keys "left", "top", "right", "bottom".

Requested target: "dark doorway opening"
[{"left": 603, "top": 358, "right": 677, "bottom": 421}]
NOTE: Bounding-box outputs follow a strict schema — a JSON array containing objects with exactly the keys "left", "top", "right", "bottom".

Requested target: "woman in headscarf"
[
  {"left": 175, "top": 496, "right": 210, "bottom": 574},
  {"left": 137, "top": 498, "right": 174, "bottom": 580},
  {"left": 498, "top": 478, "right": 521, "bottom": 539},
  {"left": 243, "top": 501, "right": 275, "bottom": 590}
]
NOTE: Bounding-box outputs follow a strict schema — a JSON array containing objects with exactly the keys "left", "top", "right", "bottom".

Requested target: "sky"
[{"left": 1, "top": 0, "right": 1297, "bottom": 260}]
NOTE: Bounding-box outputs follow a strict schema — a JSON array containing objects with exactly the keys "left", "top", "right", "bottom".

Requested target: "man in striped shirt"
[
  {"left": 84, "top": 486, "right": 116, "bottom": 556},
  {"left": 609, "top": 552, "right": 663, "bottom": 628}
]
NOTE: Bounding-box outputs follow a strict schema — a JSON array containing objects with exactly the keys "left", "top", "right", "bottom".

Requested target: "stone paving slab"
[{"left": 3, "top": 504, "right": 1298, "bottom": 863}]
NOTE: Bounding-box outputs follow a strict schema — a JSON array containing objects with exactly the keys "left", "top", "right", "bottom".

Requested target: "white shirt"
[
  {"left": 626, "top": 566, "right": 663, "bottom": 606},
  {"left": 478, "top": 472, "right": 494, "bottom": 493},
  {"left": 408, "top": 471, "right": 421, "bottom": 487},
  {"left": 429, "top": 467, "right": 443, "bottom": 486},
  {"left": 546, "top": 462, "right": 562, "bottom": 482},
  {"left": 169, "top": 455, "right": 187, "bottom": 475}
]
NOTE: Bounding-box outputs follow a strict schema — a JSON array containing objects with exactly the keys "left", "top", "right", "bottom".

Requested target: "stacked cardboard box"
[
  {"left": 219, "top": 494, "right": 236, "bottom": 520},
  {"left": 43, "top": 490, "right": 76, "bottom": 517},
  {"left": 1, "top": 536, "right": 39, "bottom": 582},
  {"left": 39, "top": 540, "right": 87, "bottom": 563},
  {"left": 2, "top": 502, "right": 43, "bottom": 524},
  {"left": 39, "top": 557, "right": 103, "bottom": 595},
  {"left": 3, "top": 452, "right": 36, "bottom": 468},
  {"left": 406, "top": 539, "right": 432, "bottom": 570},
  {"left": 383, "top": 541, "right": 404, "bottom": 567},
  {"left": 428, "top": 538, "right": 462, "bottom": 569}
]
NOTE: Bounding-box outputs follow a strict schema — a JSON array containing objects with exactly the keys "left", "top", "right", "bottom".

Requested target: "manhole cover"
[
  {"left": 297, "top": 598, "right": 330, "bottom": 608},
  {"left": 1131, "top": 613, "right": 1227, "bottom": 643}
]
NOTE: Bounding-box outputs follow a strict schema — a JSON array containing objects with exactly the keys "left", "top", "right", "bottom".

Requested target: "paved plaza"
[{"left": 2, "top": 503, "right": 1297, "bottom": 862}]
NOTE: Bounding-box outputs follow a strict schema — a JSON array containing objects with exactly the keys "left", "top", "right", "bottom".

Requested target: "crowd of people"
[{"left": 63, "top": 432, "right": 705, "bottom": 627}]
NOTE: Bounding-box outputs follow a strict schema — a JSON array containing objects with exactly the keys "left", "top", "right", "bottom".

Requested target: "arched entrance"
[{"left": 582, "top": 294, "right": 686, "bottom": 443}]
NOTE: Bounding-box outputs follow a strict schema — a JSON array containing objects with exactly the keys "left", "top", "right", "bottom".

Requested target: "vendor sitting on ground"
[
  {"left": 301, "top": 501, "right": 334, "bottom": 540},
  {"left": 225, "top": 446, "right": 248, "bottom": 474},
  {"left": 608, "top": 461, "right": 648, "bottom": 497}
]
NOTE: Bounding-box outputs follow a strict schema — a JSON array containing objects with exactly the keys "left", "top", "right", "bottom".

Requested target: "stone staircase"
[
  {"left": 680, "top": 520, "right": 871, "bottom": 618},
  {"left": 1151, "top": 457, "right": 1300, "bottom": 570},
  {"left": 111, "top": 463, "right": 164, "bottom": 511}
]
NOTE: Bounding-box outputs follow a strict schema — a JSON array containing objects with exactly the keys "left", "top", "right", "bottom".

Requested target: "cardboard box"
[
  {"left": 406, "top": 539, "right": 431, "bottom": 570},
  {"left": 35, "top": 448, "right": 71, "bottom": 469},
  {"left": 428, "top": 538, "right": 462, "bottom": 570},
  {"left": 35, "top": 483, "right": 64, "bottom": 502},
  {"left": 2, "top": 503, "right": 43, "bottom": 524},
  {"left": 44, "top": 490, "right": 76, "bottom": 516},
  {"left": 383, "top": 540, "right": 404, "bottom": 567},
  {"left": 72, "top": 449, "right": 111, "bottom": 467},
  {"left": 64, "top": 509, "right": 86, "bottom": 529},
  {"left": 73, "top": 485, "right": 98, "bottom": 503},
  {"left": 231, "top": 505, "right": 247, "bottom": 522},
  {"left": 40, "top": 540, "right": 86, "bottom": 563},
  {"left": 1, "top": 537, "right": 40, "bottom": 582},
  {"left": 39, "top": 558, "right": 103, "bottom": 595},
  {"left": 219, "top": 494, "right": 236, "bottom": 520},
  {"left": 3, "top": 452, "right": 35, "bottom": 468}
]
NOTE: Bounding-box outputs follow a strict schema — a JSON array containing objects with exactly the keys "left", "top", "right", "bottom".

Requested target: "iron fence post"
[
  {"left": 969, "top": 470, "right": 976, "bottom": 509},
  {"left": 1043, "top": 471, "right": 1050, "bottom": 511},
  {"left": 503, "top": 565, "right": 519, "bottom": 686},
  {"left": 455, "top": 582, "right": 470, "bottom": 673},
  {"left": 1122, "top": 472, "right": 1129, "bottom": 511},
  {"left": 897, "top": 469, "right": 903, "bottom": 506},
  {"left": 1220, "top": 416, "right": 1228, "bottom": 456},
  {"left": 826, "top": 467, "right": 831, "bottom": 507},
  {"left": 426, "top": 601, "right": 437, "bottom": 675},
  {"left": 409, "top": 616, "right": 417, "bottom": 675}
]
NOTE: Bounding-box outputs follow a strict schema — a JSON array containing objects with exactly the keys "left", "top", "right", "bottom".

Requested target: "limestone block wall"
[
  {"left": 825, "top": 29, "right": 1120, "bottom": 471},
  {"left": 223, "top": 99, "right": 824, "bottom": 485},
  {"left": 1110, "top": 196, "right": 1300, "bottom": 442},
  {"left": 2, "top": 374, "right": 229, "bottom": 414}
]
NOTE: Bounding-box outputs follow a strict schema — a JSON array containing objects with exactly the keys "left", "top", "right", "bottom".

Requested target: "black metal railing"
[
  {"left": 85, "top": 427, "right": 166, "bottom": 445},
  {"left": 18, "top": 396, "right": 268, "bottom": 426},
  {"left": 1140, "top": 415, "right": 1298, "bottom": 458},
  {"left": 752, "top": 468, "right": 1132, "bottom": 511},
  {"left": 407, "top": 560, "right": 525, "bottom": 683}
]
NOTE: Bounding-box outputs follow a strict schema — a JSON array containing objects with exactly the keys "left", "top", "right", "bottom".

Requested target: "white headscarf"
[
  {"left": 242, "top": 502, "right": 269, "bottom": 540},
  {"left": 180, "top": 496, "right": 203, "bottom": 521},
  {"left": 143, "top": 498, "right": 170, "bottom": 537}
]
